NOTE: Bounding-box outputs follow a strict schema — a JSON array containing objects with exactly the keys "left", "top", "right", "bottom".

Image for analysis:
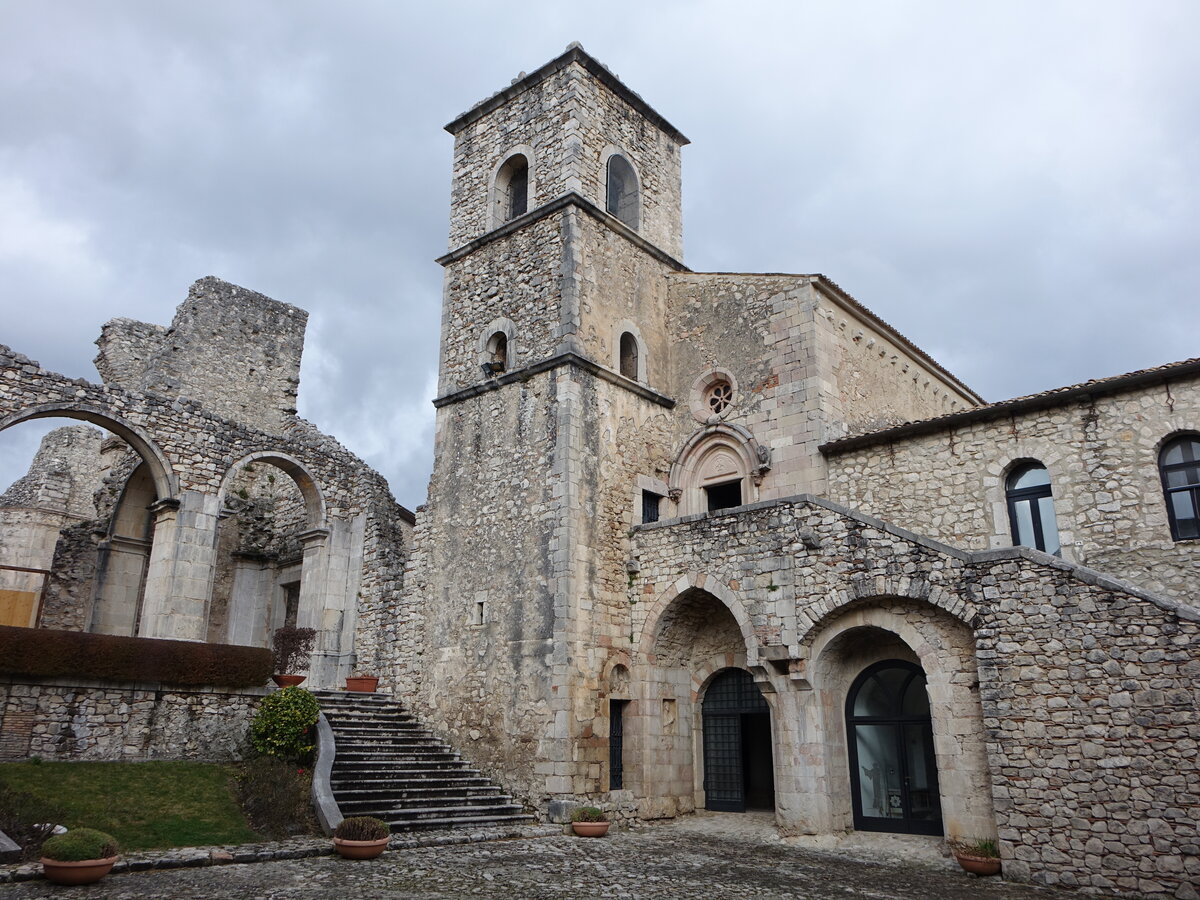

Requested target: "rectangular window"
[
  {"left": 705, "top": 479, "right": 742, "bottom": 512},
  {"left": 609, "top": 699, "right": 628, "bottom": 790},
  {"left": 642, "top": 490, "right": 661, "bottom": 524}
]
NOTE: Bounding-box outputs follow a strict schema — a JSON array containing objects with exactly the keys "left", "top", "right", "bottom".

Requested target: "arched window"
[
  {"left": 1160, "top": 434, "right": 1200, "bottom": 541},
  {"left": 1006, "top": 462, "right": 1060, "bottom": 555},
  {"left": 606, "top": 154, "right": 639, "bottom": 230},
  {"left": 494, "top": 154, "right": 529, "bottom": 224},
  {"left": 619, "top": 332, "right": 639, "bottom": 380},
  {"left": 484, "top": 331, "right": 508, "bottom": 375}
]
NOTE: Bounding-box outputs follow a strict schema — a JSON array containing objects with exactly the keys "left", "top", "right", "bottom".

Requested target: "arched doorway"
[
  {"left": 846, "top": 660, "right": 942, "bottom": 835},
  {"left": 702, "top": 668, "right": 774, "bottom": 812}
]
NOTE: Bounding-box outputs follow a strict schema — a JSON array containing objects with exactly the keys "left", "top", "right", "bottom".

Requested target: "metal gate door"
[{"left": 702, "top": 668, "right": 771, "bottom": 812}]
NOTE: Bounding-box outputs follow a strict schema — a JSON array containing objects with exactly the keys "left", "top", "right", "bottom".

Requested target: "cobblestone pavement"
[{"left": 0, "top": 817, "right": 1087, "bottom": 900}]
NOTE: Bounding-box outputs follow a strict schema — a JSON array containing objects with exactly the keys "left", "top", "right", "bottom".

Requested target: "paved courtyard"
[{"left": 0, "top": 815, "right": 1084, "bottom": 900}]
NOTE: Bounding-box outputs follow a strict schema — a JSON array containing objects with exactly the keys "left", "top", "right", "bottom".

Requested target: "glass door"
[{"left": 846, "top": 661, "right": 943, "bottom": 835}]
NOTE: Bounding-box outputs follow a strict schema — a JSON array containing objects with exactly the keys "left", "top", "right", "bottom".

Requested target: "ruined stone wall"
[
  {"left": 0, "top": 677, "right": 265, "bottom": 761},
  {"left": 94, "top": 277, "right": 307, "bottom": 435},
  {"left": 0, "top": 425, "right": 103, "bottom": 518},
  {"left": 446, "top": 50, "right": 685, "bottom": 259},
  {"left": 438, "top": 216, "right": 564, "bottom": 396},
  {"left": 0, "top": 279, "right": 410, "bottom": 685},
  {"left": 628, "top": 496, "right": 1199, "bottom": 895},
  {"left": 824, "top": 376, "right": 1200, "bottom": 602}
]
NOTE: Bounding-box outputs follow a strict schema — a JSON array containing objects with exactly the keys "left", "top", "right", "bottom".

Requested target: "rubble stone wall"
[
  {"left": 824, "top": 376, "right": 1200, "bottom": 602},
  {"left": 0, "top": 677, "right": 264, "bottom": 761},
  {"left": 628, "top": 496, "right": 1199, "bottom": 896}
]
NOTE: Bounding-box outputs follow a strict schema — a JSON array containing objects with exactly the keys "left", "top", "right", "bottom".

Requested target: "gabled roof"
[
  {"left": 821, "top": 356, "right": 1200, "bottom": 454},
  {"left": 444, "top": 43, "right": 690, "bottom": 145}
]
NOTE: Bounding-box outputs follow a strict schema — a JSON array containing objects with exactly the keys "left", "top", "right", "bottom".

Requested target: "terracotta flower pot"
[
  {"left": 955, "top": 853, "right": 1001, "bottom": 876},
  {"left": 345, "top": 676, "right": 379, "bottom": 692},
  {"left": 41, "top": 855, "right": 119, "bottom": 885},
  {"left": 272, "top": 674, "right": 306, "bottom": 688},
  {"left": 571, "top": 821, "right": 610, "bottom": 837},
  {"left": 333, "top": 836, "right": 390, "bottom": 859}
]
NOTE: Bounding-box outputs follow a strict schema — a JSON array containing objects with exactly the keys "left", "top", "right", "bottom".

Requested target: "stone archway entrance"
[
  {"left": 846, "top": 659, "right": 942, "bottom": 835},
  {"left": 702, "top": 668, "right": 774, "bottom": 812}
]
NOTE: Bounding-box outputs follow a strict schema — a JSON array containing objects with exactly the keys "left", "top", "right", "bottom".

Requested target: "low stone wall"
[{"left": 0, "top": 676, "right": 268, "bottom": 761}]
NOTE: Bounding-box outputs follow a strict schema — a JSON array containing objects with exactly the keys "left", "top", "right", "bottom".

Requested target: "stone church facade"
[{"left": 1, "top": 45, "right": 1197, "bottom": 896}]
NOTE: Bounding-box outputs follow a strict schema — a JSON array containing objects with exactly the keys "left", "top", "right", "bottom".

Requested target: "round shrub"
[
  {"left": 250, "top": 687, "right": 320, "bottom": 761},
  {"left": 40, "top": 828, "right": 119, "bottom": 862},
  {"left": 570, "top": 806, "right": 607, "bottom": 823},
  {"left": 333, "top": 816, "right": 390, "bottom": 841}
]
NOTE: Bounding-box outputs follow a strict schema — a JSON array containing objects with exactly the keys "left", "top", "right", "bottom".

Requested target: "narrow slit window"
[
  {"left": 606, "top": 155, "right": 639, "bottom": 230},
  {"left": 619, "top": 332, "right": 639, "bottom": 380},
  {"left": 494, "top": 154, "right": 529, "bottom": 224},
  {"left": 642, "top": 490, "right": 661, "bottom": 524}
]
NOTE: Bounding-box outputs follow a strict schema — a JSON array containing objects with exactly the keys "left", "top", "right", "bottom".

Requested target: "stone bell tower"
[{"left": 411, "top": 44, "right": 690, "bottom": 810}]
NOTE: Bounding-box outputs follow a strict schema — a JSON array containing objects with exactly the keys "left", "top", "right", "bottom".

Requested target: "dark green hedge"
[{"left": 0, "top": 625, "right": 272, "bottom": 688}]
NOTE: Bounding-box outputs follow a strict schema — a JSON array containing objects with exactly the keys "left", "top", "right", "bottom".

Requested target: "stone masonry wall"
[
  {"left": 0, "top": 677, "right": 265, "bottom": 761},
  {"left": 95, "top": 277, "right": 307, "bottom": 435},
  {"left": 411, "top": 371, "right": 562, "bottom": 803},
  {"left": 438, "top": 215, "right": 564, "bottom": 396},
  {"left": 825, "top": 376, "right": 1200, "bottom": 603},
  {"left": 628, "top": 496, "right": 1199, "bottom": 896},
  {"left": 446, "top": 49, "right": 685, "bottom": 259}
]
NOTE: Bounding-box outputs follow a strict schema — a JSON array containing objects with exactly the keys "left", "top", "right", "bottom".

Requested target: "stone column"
[{"left": 137, "top": 491, "right": 220, "bottom": 641}]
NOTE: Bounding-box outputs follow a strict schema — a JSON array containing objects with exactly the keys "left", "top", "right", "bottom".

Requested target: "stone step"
[
  {"left": 339, "top": 795, "right": 518, "bottom": 814},
  {"left": 386, "top": 813, "right": 537, "bottom": 833},
  {"left": 318, "top": 693, "right": 532, "bottom": 834}
]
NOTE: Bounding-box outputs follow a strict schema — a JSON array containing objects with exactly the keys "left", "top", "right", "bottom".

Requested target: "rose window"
[{"left": 706, "top": 381, "right": 733, "bottom": 415}]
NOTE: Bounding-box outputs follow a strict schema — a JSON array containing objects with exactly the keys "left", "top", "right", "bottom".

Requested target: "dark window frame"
[
  {"left": 1160, "top": 434, "right": 1200, "bottom": 542},
  {"left": 641, "top": 490, "right": 661, "bottom": 524},
  {"left": 619, "top": 332, "right": 639, "bottom": 380},
  {"left": 1005, "top": 462, "right": 1059, "bottom": 554},
  {"left": 705, "top": 479, "right": 742, "bottom": 512}
]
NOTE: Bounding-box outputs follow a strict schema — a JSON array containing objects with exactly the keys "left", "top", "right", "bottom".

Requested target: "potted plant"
[
  {"left": 40, "top": 827, "right": 120, "bottom": 885},
  {"left": 345, "top": 674, "right": 379, "bottom": 692},
  {"left": 332, "top": 816, "right": 391, "bottom": 859},
  {"left": 271, "top": 625, "right": 317, "bottom": 687},
  {"left": 570, "top": 806, "right": 610, "bottom": 837},
  {"left": 951, "top": 837, "right": 1001, "bottom": 876}
]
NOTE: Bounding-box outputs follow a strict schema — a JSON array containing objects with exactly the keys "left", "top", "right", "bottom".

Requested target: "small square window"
[
  {"left": 642, "top": 490, "right": 661, "bottom": 524},
  {"left": 705, "top": 480, "right": 742, "bottom": 512}
]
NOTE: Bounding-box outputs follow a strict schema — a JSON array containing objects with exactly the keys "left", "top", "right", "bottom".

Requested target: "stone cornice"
[
  {"left": 433, "top": 351, "right": 676, "bottom": 410},
  {"left": 435, "top": 192, "right": 689, "bottom": 272}
]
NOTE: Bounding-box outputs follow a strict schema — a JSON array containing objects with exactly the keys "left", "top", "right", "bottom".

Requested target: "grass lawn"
[{"left": 0, "top": 760, "right": 260, "bottom": 851}]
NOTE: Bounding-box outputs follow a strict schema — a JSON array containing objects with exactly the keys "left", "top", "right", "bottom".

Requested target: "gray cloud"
[{"left": 2, "top": 1, "right": 1197, "bottom": 508}]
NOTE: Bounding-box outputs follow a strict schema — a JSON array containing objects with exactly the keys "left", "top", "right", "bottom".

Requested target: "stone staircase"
[{"left": 313, "top": 691, "right": 534, "bottom": 832}]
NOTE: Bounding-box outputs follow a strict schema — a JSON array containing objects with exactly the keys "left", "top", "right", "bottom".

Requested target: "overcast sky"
[{"left": 1, "top": 1, "right": 1197, "bottom": 509}]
